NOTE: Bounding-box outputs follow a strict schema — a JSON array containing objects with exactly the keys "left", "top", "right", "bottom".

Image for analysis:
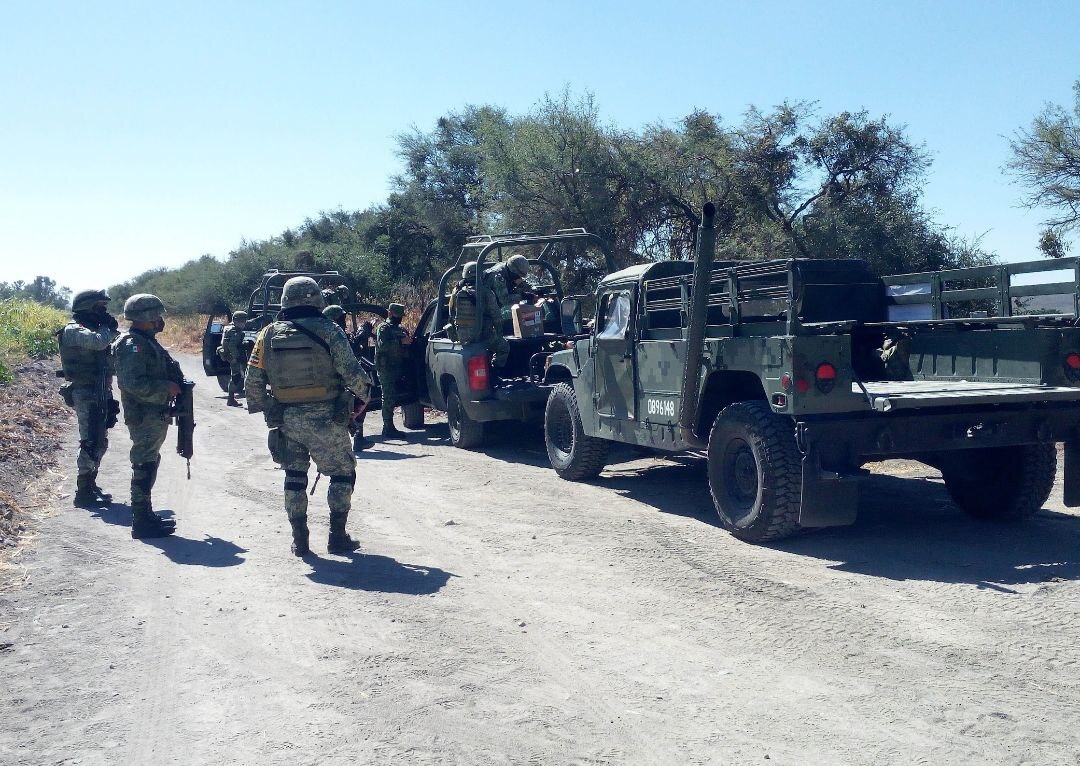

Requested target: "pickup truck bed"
[{"left": 856, "top": 380, "right": 1080, "bottom": 412}]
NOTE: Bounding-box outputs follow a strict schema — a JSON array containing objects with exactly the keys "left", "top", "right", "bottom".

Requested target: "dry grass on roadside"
[{"left": 158, "top": 314, "right": 207, "bottom": 353}]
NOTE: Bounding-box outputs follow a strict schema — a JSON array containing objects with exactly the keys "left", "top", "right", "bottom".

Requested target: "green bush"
[{"left": 0, "top": 298, "right": 68, "bottom": 383}]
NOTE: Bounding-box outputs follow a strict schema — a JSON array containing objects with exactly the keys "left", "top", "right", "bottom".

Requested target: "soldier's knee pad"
[
  {"left": 329, "top": 471, "right": 356, "bottom": 489},
  {"left": 284, "top": 469, "right": 308, "bottom": 493}
]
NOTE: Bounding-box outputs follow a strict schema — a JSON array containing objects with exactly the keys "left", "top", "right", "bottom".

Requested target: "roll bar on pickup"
[{"left": 433, "top": 229, "right": 612, "bottom": 331}]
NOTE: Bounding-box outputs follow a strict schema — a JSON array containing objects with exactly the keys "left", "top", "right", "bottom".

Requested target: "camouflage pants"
[
  {"left": 486, "top": 332, "right": 509, "bottom": 369},
  {"left": 72, "top": 386, "right": 108, "bottom": 477},
  {"left": 228, "top": 362, "right": 246, "bottom": 397},
  {"left": 377, "top": 365, "right": 400, "bottom": 427},
  {"left": 124, "top": 409, "right": 169, "bottom": 506},
  {"left": 281, "top": 403, "right": 356, "bottom": 521}
]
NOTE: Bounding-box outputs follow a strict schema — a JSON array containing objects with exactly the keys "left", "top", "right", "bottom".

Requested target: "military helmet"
[
  {"left": 231, "top": 310, "right": 249, "bottom": 322},
  {"left": 72, "top": 289, "right": 110, "bottom": 313},
  {"left": 506, "top": 254, "right": 530, "bottom": 278},
  {"left": 462, "top": 261, "right": 477, "bottom": 280},
  {"left": 323, "top": 305, "right": 346, "bottom": 321},
  {"left": 281, "top": 277, "right": 324, "bottom": 309},
  {"left": 388, "top": 303, "right": 405, "bottom": 319},
  {"left": 123, "top": 293, "right": 167, "bottom": 322}
]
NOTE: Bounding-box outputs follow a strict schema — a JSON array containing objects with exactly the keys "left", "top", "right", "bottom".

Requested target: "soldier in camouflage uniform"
[
  {"left": 374, "top": 303, "right": 412, "bottom": 438},
  {"left": 451, "top": 262, "right": 508, "bottom": 370},
  {"left": 112, "top": 294, "right": 182, "bottom": 539},
  {"left": 218, "top": 310, "right": 248, "bottom": 407},
  {"left": 323, "top": 304, "right": 347, "bottom": 331},
  {"left": 483, "top": 253, "right": 531, "bottom": 322},
  {"left": 246, "top": 277, "right": 373, "bottom": 556},
  {"left": 59, "top": 289, "right": 120, "bottom": 507}
]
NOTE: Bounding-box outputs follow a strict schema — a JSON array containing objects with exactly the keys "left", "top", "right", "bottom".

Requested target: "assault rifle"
[{"left": 166, "top": 357, "right": 196, "bottom": 478}]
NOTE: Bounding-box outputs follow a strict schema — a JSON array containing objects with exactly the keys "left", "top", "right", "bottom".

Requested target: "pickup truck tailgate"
[{"left": 857, "top": 380, "right": 1080, "bottom": 412}]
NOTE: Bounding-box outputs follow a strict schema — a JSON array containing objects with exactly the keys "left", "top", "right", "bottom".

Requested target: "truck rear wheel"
[
  {"left": 447, "top": 385, "right": 484, "bottom": 449},
  {"left": 544, "top": 383, "right": 609, "bottom": 480},
  {"left": 216, "top": 374, "right": 230, "bottom": 392},
  {"left": 707, "top": 401, "right": 802, "bottom": 543},
  {"left": 940, "top": 444, "right": 1055, "bottom": 520},
  {"left": 403, "top": 401, "right": 425, "bottom": 430}
]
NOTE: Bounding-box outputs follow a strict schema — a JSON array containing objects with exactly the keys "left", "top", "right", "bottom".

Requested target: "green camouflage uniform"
[
  {"left": 59, "top": 319, "right": 119, "bottom": 479},
  {"left": 112, "top": 328, "right": 180, "bottom": 509},
  {"left": 375, "top": 317, "right": 410, "bottom": 429},
  {"left": 484, "top": 262, "right": 528, "bottom": 321},
  {"left": 219, "top": 322, "right": 247, "bottom": 395},
  {"left": 246, "top": 309, "right": 372, "bottom": 524},
  {"left": 450, "top": 278, "right": 508, "bottom": 368}
]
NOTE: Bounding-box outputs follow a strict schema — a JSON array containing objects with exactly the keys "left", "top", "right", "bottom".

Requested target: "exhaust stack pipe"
[{"left": 679, "top": 202, "right": 716, "bottom": 447}]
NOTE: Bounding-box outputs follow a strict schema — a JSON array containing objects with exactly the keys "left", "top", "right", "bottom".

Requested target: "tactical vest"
[
  {"left": 450, "top": 284, "right": 480, "bottom": 343},
  {"left": 58, "top": 322, "right": 108, "bottom": 385},
  {"left": 264, "top": 320, "right": 341, "bottom": 404}
]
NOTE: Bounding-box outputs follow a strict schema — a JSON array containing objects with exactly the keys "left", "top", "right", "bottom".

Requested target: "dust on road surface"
[{"left": 2, "top": 355, "right": 1079, "bottom": 765}]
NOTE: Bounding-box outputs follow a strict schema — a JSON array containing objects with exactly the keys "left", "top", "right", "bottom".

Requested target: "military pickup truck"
[
  {"left": 541, "top": 203, "right": 1080, "bottom": 542},
  {"left": 417, "top": 230, "right": 609, "bottom": 448},
  {"left": 200, "top": 270, "right": 423, "bottom": 428}
]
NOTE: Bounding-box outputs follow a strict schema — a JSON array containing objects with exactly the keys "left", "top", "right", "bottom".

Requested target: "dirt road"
[{"left": 2, "top": 355, "right": 1079, "bottom": 765}]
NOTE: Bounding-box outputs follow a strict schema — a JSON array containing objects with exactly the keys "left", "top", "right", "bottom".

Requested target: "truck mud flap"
[
  {"left": 1065, "top": 441, "right": 1080, "bottom": 507},
  {"left": 798, "top": 453, "right": 859, "bottom": 528}
]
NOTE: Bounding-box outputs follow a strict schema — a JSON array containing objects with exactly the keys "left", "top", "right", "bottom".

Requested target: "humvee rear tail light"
[{"left": 815, "top": 362, "right": 837, "bottom": 393}]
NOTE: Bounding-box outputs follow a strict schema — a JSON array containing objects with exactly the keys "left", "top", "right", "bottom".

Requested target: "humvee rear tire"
[
  {"left": 544, "top": 383, "right": 609, "bottom": 480},
  {"left": 707, "top": 401, "right": 802, "bottom": 543},
  {"left": 403, "top": 401, "right": 425, "bottom": 430},
  {"left": 216, "top": 374, "right": 230, "bottom": 393},
  {"left": 941, "top": 444, "right": 1055, "bottom": 521},
  {"left": 447, "top": 385, "right": 484, "bottom": 449}
]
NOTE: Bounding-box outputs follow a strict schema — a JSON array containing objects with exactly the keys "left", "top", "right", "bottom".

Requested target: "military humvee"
[
  {"left": 418, "top": 230, "right": 610, "bottom": 448},
  {"left": 541, "top": 203, "right": 1080, "bottom": 542}
]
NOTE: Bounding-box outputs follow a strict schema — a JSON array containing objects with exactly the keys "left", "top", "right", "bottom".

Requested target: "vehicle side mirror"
[{"left": 560, "top": 298, "right": 583, "bottom": 335}]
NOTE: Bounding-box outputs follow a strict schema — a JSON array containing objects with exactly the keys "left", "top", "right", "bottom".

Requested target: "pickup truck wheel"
[
  {"left": 941, "top": 444, "right": 1056, "bottom": 520},
  {"left": 403, "top": 401, "right": 425, "bottom": 430},
  {"left": 447, "top": 386, "right": 484, "bottom": 449},
  {"left": 545, "top": 383, "right": 609, "bottom": 480},
  {"left": 216, "top": 374, "right": 230, "bottom": 392},
  {"left": 707, "top": 401, "right": 802, "bottom": 543}
]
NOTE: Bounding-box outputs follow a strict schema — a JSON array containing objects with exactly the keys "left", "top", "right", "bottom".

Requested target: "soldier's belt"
[{"left": 272, "top": 385, "right": 335, "bottom": 403}]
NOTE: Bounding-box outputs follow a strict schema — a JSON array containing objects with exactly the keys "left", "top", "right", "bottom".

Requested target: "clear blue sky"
[{"left": 1, "top": 0, "right": 1077, "bottom": 293}]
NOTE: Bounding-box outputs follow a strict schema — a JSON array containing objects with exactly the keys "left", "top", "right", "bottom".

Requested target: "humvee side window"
[{"left": 598, "top": 291, "right": 632, "bottom": 339}]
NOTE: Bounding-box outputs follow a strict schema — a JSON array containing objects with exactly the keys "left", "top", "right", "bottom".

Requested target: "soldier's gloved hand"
[{"left": 101, "top": 313, "right": 119, "bottom": 331}]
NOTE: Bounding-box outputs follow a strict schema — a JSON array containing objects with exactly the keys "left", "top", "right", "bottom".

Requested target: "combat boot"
[
  {"left": 89, "top": 471, "right": 112, "bottom": 503},
  {"left": 130, "top": 505, "right": 176, "bottom": 539},
  {"left": 73, "top": 474, "right": 99, "bottom": 508},
  {"left": 226, "top": 396, "right": 242, "bottom": 407},
  {"left": 327, "top": 512, "right": 359, "bottom": 554},
  {"left": 289, "top": 516, "right": 310, "bottom": 556},
  {"left": 382, "top": 423, "right": 405, "bottom": 438}
]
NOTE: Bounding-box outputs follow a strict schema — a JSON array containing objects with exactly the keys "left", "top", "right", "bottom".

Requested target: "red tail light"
[
  {"left": 468, "top": 354, "right": 490, "bottom": 392},
  {"left": 1066, "top": 353, "right": 1080, "bottom": 370},
  {"left": 815, "top": 362, "right": 837, "bottom": 393}
]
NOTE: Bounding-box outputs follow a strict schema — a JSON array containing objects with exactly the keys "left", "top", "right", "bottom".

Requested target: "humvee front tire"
[
  {"left": 544, "top": 383, "right": 609, "bottom": 480},
  {"left": 216, "top": 374, "right": 230, "bottom": 392},
  {"left": 707, "top": 401, "right": 802, "bottom": 543},
  {"left": 446, "top": 385, "right": 484, "bottom": 449},
  {"left": 940, "top": 444, "right": 1055, "bottom": 521},
  {"left": 403, "top": 401, "right": 425, "bottom": 430}
]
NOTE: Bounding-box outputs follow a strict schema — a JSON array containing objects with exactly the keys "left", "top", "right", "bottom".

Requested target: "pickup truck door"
[{"left": 593, "top": 287, "right": 636, "bottom": 420}]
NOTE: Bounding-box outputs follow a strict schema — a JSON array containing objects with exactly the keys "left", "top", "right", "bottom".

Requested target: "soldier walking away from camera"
[
  {"left": 451, "top": 261, "right": 508, "bottom": 372},
  {"left": 59, "top": 289, "right": 120, "bottom": 507},
  {"left": 245, "top": 277, "right": 373, "bottom": 556},
  {"left": 112, "top": 294, "right": 183, "bottom": 539},
  {"left": 218, "top": 310, "right": 248, "bottom": 407},
  {"left": 375, "top": 303, "right": 412, "bottom": 438},
  {"left": 484, "top": 253, "right": 531, "bottom": 321}
]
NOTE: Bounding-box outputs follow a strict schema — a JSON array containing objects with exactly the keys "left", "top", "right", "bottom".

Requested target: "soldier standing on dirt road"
[
  {"left": 374, "top": 303, "right": 412, "bottom": 438},
  {"left": 59, "top": 289, "right": 120, "bottom": 508},
  {"left": 111, "top": 294, "right": 183, "bottom": 539},
  {"left": 245, "top": 277, "right": 373, "bottom": 556},
  {"left": 218, "top": 310, "right": 248, "bottom": 407}
]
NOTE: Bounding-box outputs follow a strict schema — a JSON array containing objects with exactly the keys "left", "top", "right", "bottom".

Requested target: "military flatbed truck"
[
  {"left": 542, "top": 203, "right": 1080, "bottom": 542},
  {"left": 419, "top": 230, "right": 609, "bottom": 448}
]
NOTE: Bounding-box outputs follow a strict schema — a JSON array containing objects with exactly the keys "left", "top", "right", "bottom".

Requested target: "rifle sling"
[{"left": 287, "top": 320, "right": 333, "bottom": 357}]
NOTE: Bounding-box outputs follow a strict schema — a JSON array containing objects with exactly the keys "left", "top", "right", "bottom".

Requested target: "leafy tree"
[
  {"left": 1008, "top": 80, "right": 1080, "bottom": 246},
  {"left": 0, "top": 276, "right": 71, "bottom": 309}
]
